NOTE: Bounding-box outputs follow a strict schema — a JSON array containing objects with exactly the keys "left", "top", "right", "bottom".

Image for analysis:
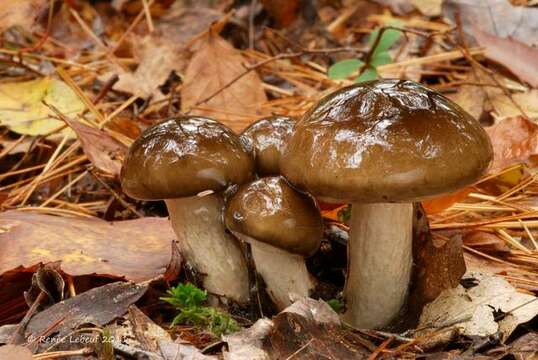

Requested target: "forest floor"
[{"left": 0, "top": 0, "right": 537, "bottom": 358}]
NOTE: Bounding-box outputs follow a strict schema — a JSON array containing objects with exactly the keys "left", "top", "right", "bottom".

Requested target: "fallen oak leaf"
[
  {"left": 0, "top": 210, "right": 177, "bottom": 282},
  {"left": 181, "top": 32, "right": 268, "bottom": 133}
]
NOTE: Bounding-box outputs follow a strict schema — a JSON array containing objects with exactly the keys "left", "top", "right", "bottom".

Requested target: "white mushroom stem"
[
  {"left": 165, "top": 194, "right": 249, "bottom": 304},
  {"left": 235, "top": 234, "right": 316, "bottom": 310},
  {"left": 343, "top": 202, "right": 413, "bottom": 329}
]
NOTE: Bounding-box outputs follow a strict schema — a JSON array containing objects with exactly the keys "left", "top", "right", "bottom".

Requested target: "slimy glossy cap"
[
  {"left": 240, "top": 116, "right": 294, "bottom": 176},
  {"left": 280, "top": 79, "right": 493, "bottom": 203},
  {"left": 121, "top": 116, "right": 254, "bottom": 200},
  {"left": 225, "top": 176, "right": 323, "bottom": 256}
]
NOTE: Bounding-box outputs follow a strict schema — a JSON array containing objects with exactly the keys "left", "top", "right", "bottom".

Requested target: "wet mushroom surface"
[
  {"left": 121, "top": 116, "right": 254, "bottom": 304},
  {"left": 280, "top": 79, "right": 493, "bottom": 328},
  {"left": 225, "top": 176, "right": 323, "bottom": 310}
]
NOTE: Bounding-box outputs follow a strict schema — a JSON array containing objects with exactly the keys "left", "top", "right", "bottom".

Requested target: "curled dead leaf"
[
  {"left": 66, "top": 120, "right": 126, "bottom": 177},
  {"left": 417, "top": 272, "right": 538, "bottom": 344}
]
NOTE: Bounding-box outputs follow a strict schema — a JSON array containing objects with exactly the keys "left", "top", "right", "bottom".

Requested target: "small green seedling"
[
  {"left": 160, "top": 283, "right": 239, "bottom": 336},
  {"left": 328, "top": 25, "right": 402, "bottom": 83}
]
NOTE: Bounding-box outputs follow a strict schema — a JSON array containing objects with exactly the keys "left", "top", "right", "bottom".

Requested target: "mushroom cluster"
[{"left": 121, "top": 79, "right": 492, "bottom": 330}]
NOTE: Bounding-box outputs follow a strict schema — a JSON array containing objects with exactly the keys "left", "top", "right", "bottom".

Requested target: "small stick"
[
  {"left": 9, "top": 291, "right": 46, "bottom": 344},
  {"left": 88, "top": 168, "right": 143, "bottom": 218},
  {"left": 141, "top": 0, "right": 154, "bottom": 32}
]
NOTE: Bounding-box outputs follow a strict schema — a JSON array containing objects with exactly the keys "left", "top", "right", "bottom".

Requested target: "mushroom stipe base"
[
  {"left": 343, "top": 202, "right": 413, "bottom": 329},
  {"left": 234, "top": 233, "right": 316, "bottom": 310},
  {"left": 165, "top": 195, "right": 250, "bottom": 304}
]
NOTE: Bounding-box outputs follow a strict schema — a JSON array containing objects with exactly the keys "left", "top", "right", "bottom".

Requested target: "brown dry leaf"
[
  {"left": 463, "top": 231, "right": 510, "bottom": 252},
  {"left": 154, "top": 6, "right": 223, "bottom": 45},
  {"left": 67, "top": 120, "right": 126, "bottom": 176},
  {"left": 0, "top": 211, "right": 177, "bottom": 282},
  {"left": 443, "top": 0, "right": 538, "bottom": 47},
  {"left": 181, "top": 33, "right": 268, "bottom": 133},
  {"left": 108, "top": 6, "right": 221, "bottom": 100},
  {"left": 110, "top": 35, "right": 185, "bottom": 100},
  {"left": 0, "top": 0, "right": 47, "bottom": 33},
  {"left": 485, "top": 116, "right": 538, "bottom": 171},
  {"left": 490, "top": 90, "right": 538, "bottom": 121},
  {"left": 411, "top": 0, "right": 442, "bottom": 17},
  {"left": 408, "top": 206, "right": 466, "bottom": 321},
  {"left": 417, "top": 272, "right": 538, "bottom": 343},
  {"left": 0, "top": 345, "right": 32, "bottom": 360},
  {"left": 508, "top": 332, "right": 538, "bottom": 359},
  {"left": 447, "top": 74, "right": 487, "bottom": 121},
  {"left": 472, "top": 28, "right": 538, "bottom": 88},
  {"left": 224, "top": 298, "right": 370, "bottom": 359},
  {"left": 26, "top": 281, "right": 148, "bottom": 339},
  {"left": 260, "top": 0, "right": 301, "bottom": 28}
]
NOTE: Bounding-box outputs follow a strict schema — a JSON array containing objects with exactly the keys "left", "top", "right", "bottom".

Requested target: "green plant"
[
  {"left": 160, "top": 283, "right": 240, "bottom": 336},
  {"left": 327, "top": 298, "right": 344, "bottom": 313},
  {"left": 328, "top": 25, "right": 402, "bottom": 83}
]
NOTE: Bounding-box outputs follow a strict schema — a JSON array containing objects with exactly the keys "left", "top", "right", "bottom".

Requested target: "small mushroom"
[
  {"left": 121, "top": 116, "right": 253, "bottom": 304},
  {"left": 224, "top": 176, "right": 323, "bottom": 310},
  {"left": 240, "top": 116, "right": 294, "bottom": 176},
  {"left": 280, "top": 80, "right": 493, "bottom": 328}
]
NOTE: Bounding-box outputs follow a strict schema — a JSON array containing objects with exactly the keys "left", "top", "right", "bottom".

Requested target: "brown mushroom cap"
[
  {"left": 240, "top": 116, "right": 294, "bottom": 176},
  {"left": 121, "top": 116, "right": 254, "bottom": 200},
  {"left": 225, "top": 176, "right": 323, "bottom": 256},
  {"left": 280, "top": 79, "right": 493, "bottom": 203}
]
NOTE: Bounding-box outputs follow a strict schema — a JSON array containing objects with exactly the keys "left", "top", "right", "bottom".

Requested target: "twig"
[
  {"left": 285, "top": 338, "right": 314, "bottom": 360},
  {"left": 88, "top": 167, "right": 144, "bottom": 218},
  {"left": 33, "top": 347, "right": 93, "bottom": 359},
  {"left": 186, "top": 46, "right": 368, "bottom": 112},
  {"left": 18, "top": 0, "right": 55, "bottom": 53},
  {"left": 9, "top": 291, "right": 46, "bottom": 344},
  {"left": 367, "top": 336, "right": 393, "bottom": 360},
  {"left": 93, "top": 74, "right": 119, "bottom": 104}
]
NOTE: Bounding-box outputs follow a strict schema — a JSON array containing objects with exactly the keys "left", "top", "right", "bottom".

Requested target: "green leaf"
[
  {"left": 337, "top": 205, "right": 351, "bottom": 223},
  {"left": 328, "top": 59, "right": 364, "bottom": 80},
  {"left": 368, "top": 27, "right": 401, "bottom": 55},
  {"left": 354, "top": 67, "right": 378, "bottom": 83},
  {"left": 327, "top": 299, "right": 344, "bottom": 313},
  {"left": 370, "top": 51, "right": 392, "bottom": 67}
]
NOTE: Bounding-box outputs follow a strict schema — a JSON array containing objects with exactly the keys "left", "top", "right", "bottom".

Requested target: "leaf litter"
[{"left": 0, "top": 0, "right": 537, "bottom": 359}]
